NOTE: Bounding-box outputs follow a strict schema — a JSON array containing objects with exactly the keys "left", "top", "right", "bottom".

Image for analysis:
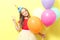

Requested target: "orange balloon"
[{"left": 28, "top": 16, "right": 42, "bottom": 34}]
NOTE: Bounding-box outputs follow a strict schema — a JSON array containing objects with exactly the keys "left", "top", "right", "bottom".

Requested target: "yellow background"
[{"left": 0, "top": 0, "right": 60, "bottom": 40}]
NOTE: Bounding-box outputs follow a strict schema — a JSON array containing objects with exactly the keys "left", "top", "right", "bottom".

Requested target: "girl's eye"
[
  {"left": 22, "top": 11, "right": 25, "bottom": 13},
  {"left": 22, "top": 11, "right": 27, "bottom": 14}
]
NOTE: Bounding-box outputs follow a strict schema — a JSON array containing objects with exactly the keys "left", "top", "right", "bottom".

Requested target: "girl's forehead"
[{"left": 21, "top": 9, "right": 26, "bottom": 12}]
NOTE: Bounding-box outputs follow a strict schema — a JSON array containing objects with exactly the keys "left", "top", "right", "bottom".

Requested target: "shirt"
[{"left": 22, "top": 19, "right": 29, "bottom": 30}]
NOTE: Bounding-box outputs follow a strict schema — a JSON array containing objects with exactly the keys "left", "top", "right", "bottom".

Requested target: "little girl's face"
[{"left": 21, "top": 9, "right": 28, "bottom": 17}]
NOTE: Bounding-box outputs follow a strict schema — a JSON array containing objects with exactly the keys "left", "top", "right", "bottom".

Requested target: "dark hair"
[{"left": 19, "top": 8, "right": 30, "bottom": 27}]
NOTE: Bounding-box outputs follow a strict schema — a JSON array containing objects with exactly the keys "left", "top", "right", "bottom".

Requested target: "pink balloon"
[{"left": 41, "top": 9, "right": 56, "bottom": 27}]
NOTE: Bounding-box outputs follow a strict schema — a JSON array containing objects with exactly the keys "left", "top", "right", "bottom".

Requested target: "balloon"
[
  {"left": 41, "top": 0, "right": 55, "bottom": 9},
  {"left": 44, "top": 33, "right": 60, "bottom": 40},
  {"left": 54, "top": 0, "right": 60, "bottom": 10},
  {"left": 31, "top": 8, "right": 44, "bottom": 19},
  {"left": 51, "top": 7, "right": 60, "bottom": 20},
  {"left": 44, "top": 19, "right": 60, "bottom": 40},
  {"left": 41, "top": 9, "right": 56, "bottom": 27},
  {"left": 28, "top": 16, "right": 42, "bottom": 34},
  {"left": 47, "top": 19, "right": 60, "bottom": 37}
]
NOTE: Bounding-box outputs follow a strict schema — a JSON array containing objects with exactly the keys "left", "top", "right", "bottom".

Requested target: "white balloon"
[
  {"left": 32, "top": 8, "right": 44, "bottom": 19},
  {"left": 17, "top": 30, "right": 37, "bottom": 40}
]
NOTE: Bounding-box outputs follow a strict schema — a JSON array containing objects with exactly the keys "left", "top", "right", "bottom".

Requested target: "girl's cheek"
[
  {"left": 21, "top": 13, "right": 25, "bottom": 16},
  {"left": 23, "top": 13, "right": 25, "bottom": 16}
]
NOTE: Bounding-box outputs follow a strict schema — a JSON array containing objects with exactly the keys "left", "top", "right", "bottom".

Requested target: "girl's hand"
[
  {"left": 38, "top": 33, "right": 45, "bottom": 40},
  {"left": 12, "top": 16, "right": 16, "bottom": 22},
  {"left": 12, "top": 16, "right": 21, "bottom": 32},
  {"left": 16, "top": 25, "right": 22, "bottom": 32}
]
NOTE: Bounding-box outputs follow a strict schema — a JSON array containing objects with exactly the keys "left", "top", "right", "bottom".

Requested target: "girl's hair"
[{"left": 19, "top": 8, "right": 30, "bottom": 27}]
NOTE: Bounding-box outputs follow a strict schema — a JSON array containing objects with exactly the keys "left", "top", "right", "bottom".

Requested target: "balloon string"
[{"left": 38, "top": 33, "right": 45, "bottom": 40}]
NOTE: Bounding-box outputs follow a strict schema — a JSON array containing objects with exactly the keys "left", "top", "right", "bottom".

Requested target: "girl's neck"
[{"left": 24, "top": 17, "right": 28, "bottom": 19}]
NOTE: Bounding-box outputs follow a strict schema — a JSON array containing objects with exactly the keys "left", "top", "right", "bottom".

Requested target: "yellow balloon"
[
  {"left": 44, "top": 33, "right": 60, "bottom": 40},
  {"left": 47, "top": 19, "right": 60, "bottom": 36},
  {"left": 54, "top": 0, "right": 60, "bottom": 10},
  {"left": 44, "top": 19, "right": 60, "bottom": 40}
]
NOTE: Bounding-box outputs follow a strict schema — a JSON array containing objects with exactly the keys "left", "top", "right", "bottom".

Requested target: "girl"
[{"left": 13, "top": 6, "right": 37, "bottom": 40}]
